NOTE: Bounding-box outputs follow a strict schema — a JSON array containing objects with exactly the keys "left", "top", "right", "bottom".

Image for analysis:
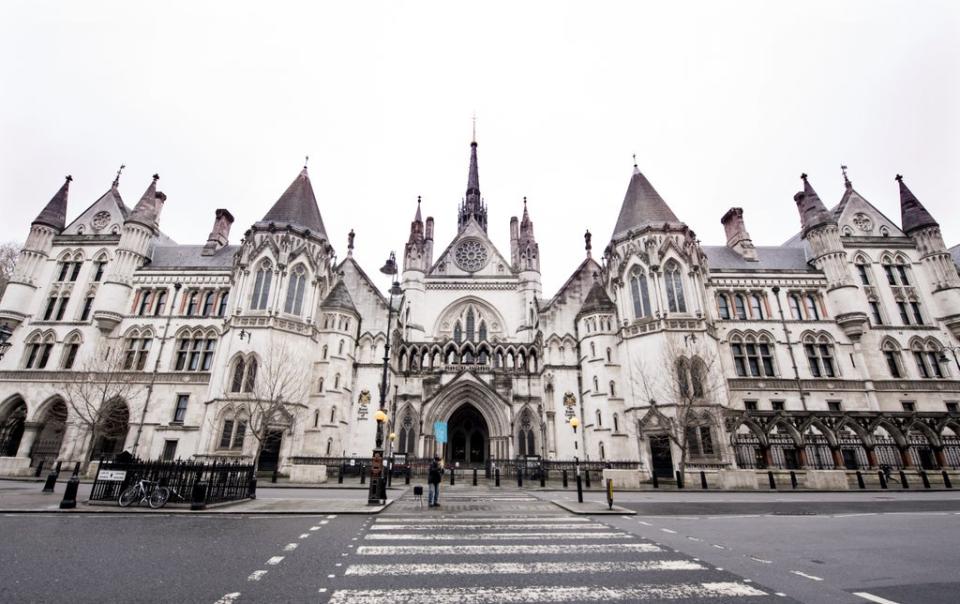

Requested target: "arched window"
[
  {"left": 596, "top": 410, "right": 602, "bottom": 427},
  {"left": 322, "top": 345, "right": 328, "bottom": 360},
  {"left": 334, "top": 373, "right": 340, "bottom": 389},
  {"left": 230, "top": 357, "right": 246, "bottom": 393},
  {"left": 201, "top": 291, "right": 215, "bottom": 317},
  {"left": 788, "top": 294, "right": 803, "bottom": 320},
  {"left": 691, "top": 357, "right": 706, "bottom": 398},
  {"left": 317, "top": 377, "right": 324, "bottom": 392},
  {"left": 517, "top": 410, "right": 535, "bottom": 456},
  {"left": 61, "top": 333, "right": 82, "bottom": 369},
  {"left": 218, "top": 412, "right": 247, "bottom": 450},
  {"left": 453, "top": 321, "right": 463, "bottom": 343},
  {"left": 855, "top": 258, "right": 872, "bottom": 286},
  {"left": 123, "top": 330, "right": 152, "bottom": 370},
  {"left": 805, "top": 294, "right": 821, "bottom": 320},
  {"left": 590, "top": 342, "right": 596, "bottom": 357},
  {"left": 882, "top": 340, "right": 904, "bottom": 378},
  {"left": 630, "top": 267, "right": 652, "bottom": 319},
  {"left": 338, "top": 340, "right": 346, "bottom": 355},
  {"left": 154, "top": 290, "right": 168, "bottom": 316},
  {"left": 326, "top": 438, "right": 334, "bottom": 455},
  {"left": 606, "top": 347, "right": 612, "bottom": 363},
  {"left": 664, "top": 261, "right": 686, "bottom": 313},
  {"left": 330, "top": 406, "right": 337, "bottom": 423},
  {"left": 313, "top": 410, "right": 320, "bottom": 428},
  {"left": 609, "top": 380, "right": 616, "bottom": 397},
  {"left": 138, "top": 290, "right": 153, "bottom": 316},
  {"left": 398, "top": 412, "right": 415, "bottom": 454},
  {"left": 174, "top": 330, "right": 217, "bottom": 372},
  {"left": 466, "top": 308, "right": 475, "bottom": 342},
  {"left": 730, "top": 334, "right": 776, "bottom": 377},
  {"left": 185, "top": 291, "right": 198, "bottom": 316},
  {"left": 912, "top": 340, "right": 946, "bottom": 379},
  {"left": 750, "top": 294, "right": 764, "bottom": 319},
  {"left": 217, "top": 292, "right": 229, "bottom": 317},
  {"left": 613, "top": 413, "right": 620, "bottom": 432},
  {"left": 804, "top": 335, "right": 837, "bottom": 378},
  {"left": 250, "top": 261, "right": 273, "bottom": 310},
  {"left": 717, "top": 294, "right": 731, "bottom": 320},
  {"left": 599, "top": 441, "right": 606, "bottom": 460},
  {"left": 593, "top": 375, "right": 599, "bottom": 391},
  {"left": 244, "top": 357, "right": 257, "bottom": 391},
  {"left": 284, "top": 265, "right": 307, "bottom": 315},
  {"left": 734, "top": 294, "right": 747, "bottom": 320},
  {"left": 478, "top": 321, "right": 487, "bottom": 341},
  {"left": 676, "top": 357, "right": 691, "bottom": 396}
]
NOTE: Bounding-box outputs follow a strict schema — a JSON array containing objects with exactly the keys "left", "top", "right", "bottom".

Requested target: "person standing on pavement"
[{"left": 427, "top": 455, "right": 443, "bottom": 507}]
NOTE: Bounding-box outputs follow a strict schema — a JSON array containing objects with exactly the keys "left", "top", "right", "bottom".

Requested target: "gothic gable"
[
  {"left": 428, "top": 218, "right": 514, "bottom": 278},
  {"left": 833, "top": 188, "right": 904, "bottom": 238},
  {"left": 62, "top": 188, "right": 130, "bottom": 236}
]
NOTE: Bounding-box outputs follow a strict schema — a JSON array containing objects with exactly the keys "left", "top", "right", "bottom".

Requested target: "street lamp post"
[
  {"left": 570, "top": 417, "right": 583, "bottom": 503},
  {"left": 368, "top": 252, "right": 403, "bottom": 505},
  {"left": 938, "top": 346, "right": 960, "bottom": 373},
  {"left": 0, "top": 323, "right": 13, "bottom": 361}
]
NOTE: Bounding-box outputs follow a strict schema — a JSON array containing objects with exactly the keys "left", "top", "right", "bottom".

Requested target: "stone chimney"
[
  {"left": 202, "top": 209, "right": 235, "bottom": 256},
  {"left": 721, "top": 207, "right": 758, "bottom": 261}
]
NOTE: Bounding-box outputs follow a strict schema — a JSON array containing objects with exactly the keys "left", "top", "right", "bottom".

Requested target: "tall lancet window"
[
  {"left": 630, "top": 267, "right": 652, "bottom": 319},
  {"left": 466, "top": 308, "right": 476, "bottom": 342},
  {"left": 478, "top": 321, "right": 487, "bottom": 341},
  {"left": 250, "top": 261, "right": 273, "bottom": 310},
  {"left": 284, "top": 265, "right": 307, "bottom": 315},
  {"left": 453, "top": 321, "right": 463, "bottom": 344},
  {"left": 664, "top": 261, "right": 687, "bottom": 313}
]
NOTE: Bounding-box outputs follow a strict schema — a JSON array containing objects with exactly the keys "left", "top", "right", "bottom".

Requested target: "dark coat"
[{"left": 428, "top": 461, "right": 443, "bottom": 484}]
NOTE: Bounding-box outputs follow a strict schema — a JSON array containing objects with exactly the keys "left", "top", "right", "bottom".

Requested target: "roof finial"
[
  {"left": 800, "top": 172, "right": 808, "bottom": 182},
  {"left": 112, "top": 164, "right": 125, "bottom": 188},
  {"left": 632, "top": 154, "right": 639, "bottom": 174},
  {"left": 347, "top": 229, "right": 355, "bottom": 255},
  {"left": 585, "top": 229, "right": 592, "bottom": 258},
  {"left": 841, "top": 164, "right": 851, "bottom": 188},
  {"left": 471, "top": 111, "right": 477, "bottom": 143},
  {"left": 305, "top": 155, "right": 309, "bottom": 169},
  {"left": 895, "top": 174, "right": 903, "bottom": 182},
  {"left": 66, "top": 174, "right": 73, "bottom": 183},
  {"left": 152, "top": 173, "right": 160, "bottom": 182}
]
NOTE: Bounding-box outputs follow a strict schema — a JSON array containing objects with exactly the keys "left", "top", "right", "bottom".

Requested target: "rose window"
[{"left": 454, "top": 239, "right": 489, "bottom": 272}]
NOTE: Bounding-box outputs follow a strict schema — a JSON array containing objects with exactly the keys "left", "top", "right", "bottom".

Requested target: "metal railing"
[{"left": 89, "top": 458, "right": 254, "bottom": 505}]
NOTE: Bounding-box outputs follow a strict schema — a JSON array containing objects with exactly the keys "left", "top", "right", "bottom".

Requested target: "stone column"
[
  {"left": 934, "top": 447, "right": 947, "bottom": 470},
  {"left": 830, "top": 447, "right": 845, "bottom": 469},
  {"left": 866, "top": 447, "right": 878, "bottom": 469},
  {"left": 899, "top": 446, "right": 913, "bottom": 468},
  {"left": 14, "top": 422, "right": 42, "bottom": 459}
]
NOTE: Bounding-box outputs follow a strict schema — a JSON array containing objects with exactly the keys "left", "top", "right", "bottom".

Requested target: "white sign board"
[{"left": 97, "top": 469, "right": 127, "bottom": 482}]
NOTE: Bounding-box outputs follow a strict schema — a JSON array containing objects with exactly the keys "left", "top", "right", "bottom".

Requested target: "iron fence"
[
  {"left": 289, "top": 456, "right": 640, "bottom": 480},
  {"left": 89, "top": 458, "right": 254, "bottom": 505}
]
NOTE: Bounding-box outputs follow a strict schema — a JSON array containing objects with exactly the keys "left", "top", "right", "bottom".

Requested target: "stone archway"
[
  {"left": 425, "top": 373, "right": 511, "bottom": 461},
  {"left": 447, "top": 404, "right": 488, "bottom": 465},
  {"left": 0, "top": 400, "right": 27, "bottom": 457}
]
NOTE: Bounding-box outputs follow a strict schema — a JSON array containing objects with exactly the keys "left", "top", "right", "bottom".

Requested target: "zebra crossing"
[{"left": 324, "top": 513, "right": 786, "bottom": 604}]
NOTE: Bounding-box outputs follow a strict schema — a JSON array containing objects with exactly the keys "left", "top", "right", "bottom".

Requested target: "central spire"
[{"left": 458, "top": 133, "right": 488, "bottom": 232}]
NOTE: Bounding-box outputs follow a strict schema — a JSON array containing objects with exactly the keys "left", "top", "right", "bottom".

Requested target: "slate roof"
[
  {"left": 579, "top": 281, "right": 616, "bottom": 316},
  {"left": 794, "top": 175, "right": 835, "bottom": 236},
  {"left": 611, "top": 168, "right": 681, "bottom": 240},
  {"left": 897, "top": 175, "right": 938, "bottom": 233},
  {"left": 146, "top": 245, "right": 238, "bottom": 269},
  {"left": 321, "top": 279, "right": 358, "bottom": 312},
  {"left": 950, "top": 244, "right": 960, "bottom": 271},
  {"left": 33, "top": 176, "right": 71, "bottom": 231},
  {"left": 257, "top": 168, "right": 328, "bottom": 240},
  {"left": 703, "top": 245, "right": 815, "bottom": 272}
]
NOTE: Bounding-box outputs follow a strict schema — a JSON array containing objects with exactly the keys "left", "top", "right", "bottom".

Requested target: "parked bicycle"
[
  {"left": 118, "top": 479, "right": 159, "bottom": 508},
  {"left": 147, "top": 484, "right": 186, "bottom": 509}
]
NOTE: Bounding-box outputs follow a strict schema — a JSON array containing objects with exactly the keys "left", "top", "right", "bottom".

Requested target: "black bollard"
[
  {"left": 59, "top": 463, "right": 81, "bottom": 510},
  {"left": 942, "top": 470, "right": 953, "bottom": 489},
  {"left": 34, "top": 460, "right": 44, "bottom": 478},
  {"left": 338, "top": 463, "right": 344, "bottom": 484},
  {"left": 517, "top": 467, "right": 523, "bottom": 488},
  {"left": 271, "top": 466, "right": 279, "bottom": 484},
  {"left": 675, "top": 470, "right": 684, "bottom": 489},
  {"left": 920, "top": 470, "right": 931, "bottom": 489},
  {"left": 790, "top": 471, "right": 798, "bottom": 489},
  {"left": 247, "top": 474, "right": 258, "bottom": 499},
  {"left": 190, "top": 481, "right": 208, "bottom": 510},
  {"left": 576, "top": 472, "right": 584, "bottom": 503},
  {"left": 42, "top": 461, "right": 62, "bottom": 493},
  {"left": 360, "top": 465, "right": 366, "bottom": 484},
  {"left": 562, "top": 469, "right": 568, "bottom": 489},
  {"left": 584, "top": 469, "right": 591, "bottom": 489},
  {"left": 540, "top": 467, "right": 546, "bottom": 488},
  {"left": 387, "top": 466, "right": 393, "bottom": 487},
  {"left": 768, "top": 470, "right": 776, "bottom": 489},
  {"left": 495, "top": 467, "right": 501, "bottom": 487},
  {"left": 405, "top": 466, "right": 411, "bottom": 485},
  {"left": 700, "top": 471, "right": 708, "bottom": 489},
  {"left": 450, "top": 467, "right": 455, "bottom": 486},
  {"left": 856, "top": 471, "right": 865, "bottom": 489},
  {"left": 473, "top": 468, "right": 477, "bottom": 486},
  {"left": 899, "top": 470, "right": 909, "bottom": 489},
  {"left": 878, "top": 470, "right": 888, "bottom": 489},
  {"left": 652, "top": 471, "right": 659, "bottom": 489}
]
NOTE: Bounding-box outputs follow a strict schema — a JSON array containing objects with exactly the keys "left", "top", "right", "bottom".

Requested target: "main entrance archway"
[{"left": 447, "top": 404, "right": 488, "bottom": 465}]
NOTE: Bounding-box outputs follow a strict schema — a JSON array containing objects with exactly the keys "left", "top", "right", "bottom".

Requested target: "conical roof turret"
[
  {"left": 794, "top": 173, "right": 835, "bottom": 237},
  {"left": 33, "top": 175, "right": 72, "bottom": 231},
  {"left": 126, "top": 174, "right": 166, "bottom": 230},
  {"left": 259, "top": 166, "right": 328, "bottom": 240},
  {"left": 611, "top": 165, "right": 681, "bottom": 240},
  {"left": 897, "top": 174, "right": 938, "bottom": 233}
]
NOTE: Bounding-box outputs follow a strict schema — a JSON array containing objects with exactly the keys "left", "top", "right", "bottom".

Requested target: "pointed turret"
[
  {"left": 126, "top": 174, "right": 166, "bottom": 232},
  {"left": 611, "top": 165, "right": 681, "bottom": 241},
  {"left": 458, "top": 139, "right": 488, "bottom": 232},
  {"left": 32, "top": 175, "right": 72, "bottom": 232},
  {"left": 259, "top": 167, "right": 328, "bottom": 240},
  {"left": 897, "top": 175, "right": 938, "bottom": 234},
  {"left": 404, "top": 197, "right": 432, "bottom": 272},
  {"left": 579, "top": 278, "right": 616, "bottom": 318},
  {"left": 321, "top": 280, "right": 358, "bottom": 314},
  {"left": 794, "top": 174, "right": 835, "bottom": 237}
]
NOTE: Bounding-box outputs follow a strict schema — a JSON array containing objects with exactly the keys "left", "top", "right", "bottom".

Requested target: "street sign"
[
  {"left": 97, "top": 469, "right": 127, "bottom": 482},
  {"left": 434, "top": 421, "right": 448, "bottom": 444}
]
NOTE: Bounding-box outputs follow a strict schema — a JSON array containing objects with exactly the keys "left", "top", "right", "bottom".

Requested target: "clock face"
[{"left": 454, "top": 238, "right": 489, "bottom": 272}]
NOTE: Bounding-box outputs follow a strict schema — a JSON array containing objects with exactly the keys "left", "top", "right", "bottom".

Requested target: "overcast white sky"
[{"left": 1, "top": 1, "right": 958, "bottom": 294}]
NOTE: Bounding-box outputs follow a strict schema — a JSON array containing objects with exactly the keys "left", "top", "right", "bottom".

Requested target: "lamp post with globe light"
[{"left": 368, "top": 252, "right": 403, "bottom": 505}]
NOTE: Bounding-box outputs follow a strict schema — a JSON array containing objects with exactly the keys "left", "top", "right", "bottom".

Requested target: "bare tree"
[
  {"left": 61, "top": 343, "right": 139, "bottom": 466},
  {"left": 630, "top": 333, "right": 727, "bottom": 477},
  {"left": 233, "top": 340, "right": 310, "bottom": 471},
  {"left": 0, "top": 242, "right": 22, "bottom": 300}
]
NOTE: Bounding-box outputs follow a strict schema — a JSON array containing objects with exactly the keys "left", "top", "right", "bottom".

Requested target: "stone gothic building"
[{"left": 1, "top": 140, "right": 959, "bottom": 478}]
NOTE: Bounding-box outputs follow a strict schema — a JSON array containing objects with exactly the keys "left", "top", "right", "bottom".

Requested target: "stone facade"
[{"left": 1, "top": 146, "right": 959, "bottom": 478}]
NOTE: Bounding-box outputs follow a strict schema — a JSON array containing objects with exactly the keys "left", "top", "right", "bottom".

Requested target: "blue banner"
[{"left": 434, "top": 421, "right": 448, "bottom": 444}]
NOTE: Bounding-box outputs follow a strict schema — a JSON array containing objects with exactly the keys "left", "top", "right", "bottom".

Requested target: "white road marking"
[
  {"left": 266, "top": 556, "right": 284, "bottom": 565},
  {"left": 213, "top": 593, "right": 241, "bottom": 604},
  {"left": 247, "top": 570, "right": 268, "bottom": 581},
  {"left": 371, "top": 523, "right": 603, "bottom": 531},
  {"left": 749, "top": 556, "right": 772, "bottom": 564},
  {"left": 775, "top": 593, "right": 787, "bottom": 597},
  {"left": 712, "top": 544, "right": 726, "bottom": 550},
  {"left": 346, "top": 560, "right": 704, "bottom": 576},
  {"left": 790, "top": 570, "right": 823, "bottom": 581},
  {"left": 327, "top": 515, "right": 337, "bottom": 519},
  {"left": 319, "top": 588, "right": 328, "bottom": 593},
  {"left": 283, "top": 543, "right": 298, "bottom": 551},
  {"left": 365, "top": 532, "right": 632, "bottom": 541},
  {"left": 357, "top": 543, "right": 662, "bottom": 556},
  {"left": 310, "top": 526, "right": 321, "bottom": 531},
  {"left": 660, "top": 528, "right": 677, "bottom": 534},
  {"left": 375, "top": 517, "right": 587, "bottom": 524},
  {"left": 321, "top": 520, "right": 330, "bottom": 524},
  {"left": 299, "top": 533, "right": 310, "bottom": 539},
  {"left": 328, "top": 574, "right": 336, "bottom": 578},
  {"left": 327, "top": 582, "right": 767, "bottom": 603},
  {"left": 853, "top": 592, "right": 900, "bottom": 604},
  {"left": 687, "top": 536, "right": 702, "bottom": 542},
  {"left": 833, "top": 513, "right": 877, "bottom": 518},
  {"left": 638, "top": 521, "right": 653, "bottom": 526}
]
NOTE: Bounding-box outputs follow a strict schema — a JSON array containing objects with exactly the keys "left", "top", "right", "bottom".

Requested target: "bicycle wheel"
[
  {"left": 118, "top": 485, "right": 141, "bottom": 507},
  {"left": 148, "top": 487, "right": 170, "bottom": 509}
]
